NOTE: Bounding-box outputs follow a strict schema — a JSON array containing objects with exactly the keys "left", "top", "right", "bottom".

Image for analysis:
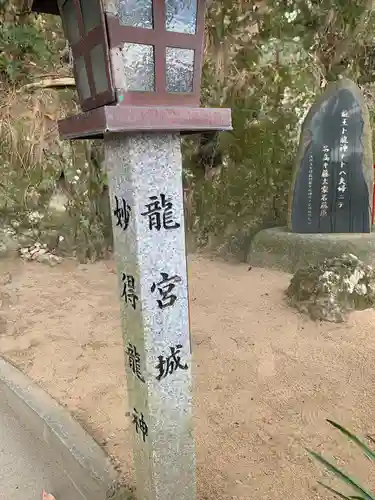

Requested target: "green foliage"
[
  {"left": 62, "top": 141, "right": 112, "bottom": 262},
  {"left": 2, "top": 0, "right": 375, "bottom": 262},
  {"left": 0, "top": 85, "right": 112, "bottom": 262},
  {"left": 308, "top": 420, "right": 375, "bottom": 499},
  {"left": 0, "top": 24, "right": 53, "bottom": 82},
  {"left": 184, "top": 0, "right": 375, "bottom": 259},
  {"left": 0, "top": 1, "right": 63, "bottom": 84},
  {"left": 0, "top": 1, "right": 110, "bottom": 262}
]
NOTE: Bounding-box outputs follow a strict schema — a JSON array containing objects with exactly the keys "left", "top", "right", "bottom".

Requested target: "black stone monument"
[{"left": 289, "top": 78, "right": 373, "bottom": 233}]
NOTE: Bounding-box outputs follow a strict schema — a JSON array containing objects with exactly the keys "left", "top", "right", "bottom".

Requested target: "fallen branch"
[{"left": 20, "top": 77, "right": 76, "bottom": 92}]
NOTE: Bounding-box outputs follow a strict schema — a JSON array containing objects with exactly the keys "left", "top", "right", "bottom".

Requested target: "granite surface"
[
  {"left": 104, "top": 132, "right": 196, "bottom": 500},
  {"left": 249, "top": 226, "right": 375, "bottom": 273}
]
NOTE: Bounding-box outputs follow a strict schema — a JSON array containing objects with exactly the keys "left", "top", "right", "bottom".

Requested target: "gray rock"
[
  {"left": 0, "top": 229, "right": 20, "bottom": 257},
  {"left": 288, "top": 78, "right": 373, "bottom": 233},
  {"left": 19, "top": 241, "right": 63, "bottom": 266},
  {"left": 35, "top": 252, "right": 62, "bottom": 266},
  {"left": 286, "top": 253, "right": 375, "bottom": 322}
]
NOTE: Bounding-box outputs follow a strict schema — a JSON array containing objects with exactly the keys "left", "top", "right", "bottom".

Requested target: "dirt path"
[{"left": 1, "top": 255, "right": 375, "bottom": 499}]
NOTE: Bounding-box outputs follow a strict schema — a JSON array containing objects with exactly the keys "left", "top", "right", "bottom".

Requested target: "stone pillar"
[{"left": 104, "top": 133, "right": 196, "bottom": 500}]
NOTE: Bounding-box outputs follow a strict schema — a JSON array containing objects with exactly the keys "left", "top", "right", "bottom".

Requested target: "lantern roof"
[{"left": 31, "top": 0, "right": 59, "bottom": 15}]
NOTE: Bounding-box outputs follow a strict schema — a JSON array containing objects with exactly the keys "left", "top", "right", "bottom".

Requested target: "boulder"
[
  {"left": 288, "top": 78, "right": 373, "bottom": 233},
  {"left": 286, "top": 253, "right": 375, "bottom": 322}
]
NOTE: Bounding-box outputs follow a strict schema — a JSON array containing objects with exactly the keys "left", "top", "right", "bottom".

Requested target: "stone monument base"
[{"left": 248, "top": 226, "right": 375, "bottom": 274}]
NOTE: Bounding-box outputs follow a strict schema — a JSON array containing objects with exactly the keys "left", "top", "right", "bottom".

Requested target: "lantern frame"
[
  {"left": 57, "top": 0, "right": 116, "bottom": 111},
  {"left": 33, "top": 0, "right": 206, "bottom": 109},
  {"left": 31, "top": 0, "right": 59, "bottom": 14},
  {"left": 105, "top": 0, "right": 206, "bottom": 107}
]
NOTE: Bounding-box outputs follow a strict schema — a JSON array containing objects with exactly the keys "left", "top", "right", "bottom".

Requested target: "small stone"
[
  {"left": 0, "top": 273, "right": 12, "bottom": 286},
  {"left": 36, "top": 248, "right": 48, "bottom": 256},
  {"left": 20, "top": 249, "right": 32, "bottom": 260},
  {"left": 36, "top": 253, "right": 62, "bottom": 266}
]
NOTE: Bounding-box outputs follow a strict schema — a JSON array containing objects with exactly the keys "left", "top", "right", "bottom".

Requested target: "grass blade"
[
  {"left": 327, "top": 420, "right": 375, "bottom": 461},
  {"left": 317, "top": 481, "right": 356, "bottom": 500},
  {"left": 306, "top": 449, "right": 375, "bottom": 500}
]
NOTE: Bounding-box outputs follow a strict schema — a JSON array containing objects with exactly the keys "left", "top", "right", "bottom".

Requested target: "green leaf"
[
  {"left": 318, "top": 481, "right": 356, "bottom": 500},
  {"left": 306, "top": 449, "right": 375, "bottom": 500},
  {"left": 326, "top": 420, "right": 375, "bottom": 461}
]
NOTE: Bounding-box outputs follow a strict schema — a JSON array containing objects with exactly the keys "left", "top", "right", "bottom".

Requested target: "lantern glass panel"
[
  {"left": 122, "top": 43, "right": 155, "bottom": 91},
  {"left": 90, "top": 44, "right": 109, "bottom": 94},
  {"left": 80, "top": 0, "right": 101, "bottom": 34},
  {"left": 62, "top": 0, "right": 80, "bottom": 44},
  {"left": 165, "top": 0, "right": 197, "bottom": 34},
  {"left": 119, "top": 0, "right": 153, "bottom": 29},
  {"left": 166, "top": 47, "right": 194, "bottom": 92},
  {"left": 75, "top": 56, "right": 91, "bottom": 99}
]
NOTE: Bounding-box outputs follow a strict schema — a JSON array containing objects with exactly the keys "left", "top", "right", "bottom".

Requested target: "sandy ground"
[{"left": 1, "top": 255, "right": 375, "bottom": 500}]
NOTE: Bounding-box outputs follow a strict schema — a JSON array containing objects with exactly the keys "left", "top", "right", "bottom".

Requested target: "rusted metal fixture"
[{"left": 31, "top": 0, "right": 232, "bottom": 139}]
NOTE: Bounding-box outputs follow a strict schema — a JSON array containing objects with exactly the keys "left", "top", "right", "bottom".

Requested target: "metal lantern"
[
  {"left": 56, "top": 0, "right": 115, "bottom": 111},
  {"left": 31, "top": 0, "right": 231, "bottom": 139},
  {"left": 32, "top": 0, "right": 206, "bottom": 111}
]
